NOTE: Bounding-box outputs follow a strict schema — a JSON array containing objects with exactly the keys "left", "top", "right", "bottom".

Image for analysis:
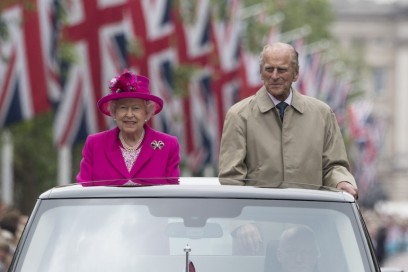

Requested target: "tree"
[
  {"left": 2, "top": 113, "right": 57, "bottom": 215},
  {"left": 242, "top": 0, "right": 334, "bottom": 43}
]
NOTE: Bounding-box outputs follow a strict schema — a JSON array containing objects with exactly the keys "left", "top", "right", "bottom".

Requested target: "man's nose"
[{"left": 270, "top": 68, "right": 279, "bottom": 78}]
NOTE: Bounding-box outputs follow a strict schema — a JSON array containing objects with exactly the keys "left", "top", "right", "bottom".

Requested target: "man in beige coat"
[{"left": 219, "top": 42, "right": 358, "bottom": 199}]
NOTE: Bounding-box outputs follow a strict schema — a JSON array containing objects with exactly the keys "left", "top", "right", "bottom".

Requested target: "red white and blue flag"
[
  {"left": 147, "top": 48, "right": 184, "bottom": 139},
  {"left": 0, "top": 3, "right": 49, "bottom": 127},
  {"left": 41, "top": 0, "right": 130, "bottom": 146},
  {"left": 347, "top": 100, "right": 385, "bottom": 196},
  {"left": 187, "top": 72, "right": 219, "bottom": 173}
]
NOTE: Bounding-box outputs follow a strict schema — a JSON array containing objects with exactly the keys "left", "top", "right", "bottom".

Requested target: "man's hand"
[{"left": 336, "top": 181, "right": 358, "bottom": 200}]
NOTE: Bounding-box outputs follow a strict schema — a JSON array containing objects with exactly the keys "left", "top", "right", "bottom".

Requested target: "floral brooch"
[{"left": 151, "top": 140, "right": 164, "bottom": 150}]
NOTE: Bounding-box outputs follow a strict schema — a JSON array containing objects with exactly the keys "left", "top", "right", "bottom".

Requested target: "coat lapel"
[
  {"left": 105, "top": 128, "right": 129, "bottom": 178},
  {"left": 290, "top": 89, "right": 306, "bottom": 114}
]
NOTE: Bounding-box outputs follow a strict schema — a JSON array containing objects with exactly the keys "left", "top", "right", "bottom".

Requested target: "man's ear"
[{"left": 293, "top": 70, "right": 299, "bottom": 82}]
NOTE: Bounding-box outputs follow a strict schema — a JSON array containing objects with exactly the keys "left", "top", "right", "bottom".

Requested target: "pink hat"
[{"left": 97, "top": 70, "right": 163, "bottom": 116}]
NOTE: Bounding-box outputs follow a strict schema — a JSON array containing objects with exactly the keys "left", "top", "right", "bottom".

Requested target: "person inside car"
[{"left": 276, "top": 225, "right": 320, "bottom": 272}]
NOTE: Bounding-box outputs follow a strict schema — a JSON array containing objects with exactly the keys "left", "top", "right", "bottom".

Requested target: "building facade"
[{"left": 330, "top": 0, "right": 408, "bottom": 200}]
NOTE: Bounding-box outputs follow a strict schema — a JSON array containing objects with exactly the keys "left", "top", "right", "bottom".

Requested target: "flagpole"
[{"left": 1, "top": 130, "right": 14, "bottom": 206}]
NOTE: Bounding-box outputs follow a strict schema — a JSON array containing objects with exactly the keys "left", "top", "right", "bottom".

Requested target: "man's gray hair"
[{"left": 259, "top": 43, "right": 299, "bottom": 73}]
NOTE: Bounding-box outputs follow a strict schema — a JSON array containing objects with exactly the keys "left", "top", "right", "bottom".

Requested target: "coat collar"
[
  {"left": 104, "top": 126, "right": 158, "bottom": 178},
  {"left": 256, "top": 87, "right": 275, "bottom": 113},
  {"left": 256, "top": 87, "right": 306, "bottom": 114},
  {"left": 290, "top": 89, "right": 306, "bottom": 114}
]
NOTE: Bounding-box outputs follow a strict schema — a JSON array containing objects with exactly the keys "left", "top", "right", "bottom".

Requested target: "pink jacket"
[{"left": 76, "top": 126, "right": 180, "bottom": 186}]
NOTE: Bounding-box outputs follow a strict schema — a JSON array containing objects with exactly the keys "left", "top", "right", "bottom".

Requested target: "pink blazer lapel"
[{"left": 105, "top": 128, "right": 129, "bottom": 178}]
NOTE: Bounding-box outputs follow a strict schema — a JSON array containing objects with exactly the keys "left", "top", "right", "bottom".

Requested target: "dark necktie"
[{"left": 276, "top": 102, "right": 288, "bottom": 121}]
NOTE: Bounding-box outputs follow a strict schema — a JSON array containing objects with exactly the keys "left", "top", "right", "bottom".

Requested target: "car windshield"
[{"left": 17, "top": 198, "right": 370, "bottom": 272}]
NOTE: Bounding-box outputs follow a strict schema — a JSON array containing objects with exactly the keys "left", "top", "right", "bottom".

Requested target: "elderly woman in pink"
[{"left": 76, "top": 70, "right": 180, "bottom": 186}]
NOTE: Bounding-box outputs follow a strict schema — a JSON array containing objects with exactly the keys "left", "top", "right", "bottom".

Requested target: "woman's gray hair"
[
  {"left": 108, "top": 99, "right": 156, "bottom": 121},
  {"left": 144, "top": 100, "right": 156, "bottom": 120}
]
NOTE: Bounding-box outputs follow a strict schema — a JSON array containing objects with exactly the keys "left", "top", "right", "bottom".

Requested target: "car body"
[{"left": 9, "top": 178, "right": 403, "bottom": 272}]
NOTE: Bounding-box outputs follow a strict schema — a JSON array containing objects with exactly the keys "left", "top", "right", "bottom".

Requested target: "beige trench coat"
[{"left": 218, "top": 87, "right": 356, "bottom": 188}]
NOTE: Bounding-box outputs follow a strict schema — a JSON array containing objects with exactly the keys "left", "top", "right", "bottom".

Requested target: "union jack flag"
[
  {"left": 347, "top": 100, "right": 385, "bottom": 196},
  {"left": 210, "top": 0, "right": 242, "bottom": 136},
  {"left": 129, "top": 0, "right": 174, "bottom": 74},
  {"left": 172, "top": 0, "right": 214, "bottom": 173},
  {"left": 147, "top": 48, "right": 184, "bottom": 140},
  {"left": 178, "top": 0, "right": 212, "bottom": 60},
  {"left": 238, "top": 51, "right": 262, "bottom": 99},
  {"left": 0, "top": 3, "right": 49, "bottom": 127},
  {"left": 128, "top": 0, "right": 180, "bottom": 132},
  {"left": 182, "top": 0, "right": 242, "bottom": 174},
  {"left": 187, "top": 72, "right": 219, "bottom": 174},
  {"left": 297, "top": 49, "right": 323, "bottom": 97},
  {"left": 42, "top": 0, "right": 129, "bottom": 146}
]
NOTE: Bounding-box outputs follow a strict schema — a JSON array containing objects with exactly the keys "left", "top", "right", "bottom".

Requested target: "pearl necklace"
[{"left": 119, "top": 129, "right": 145, "bottom": 152}]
